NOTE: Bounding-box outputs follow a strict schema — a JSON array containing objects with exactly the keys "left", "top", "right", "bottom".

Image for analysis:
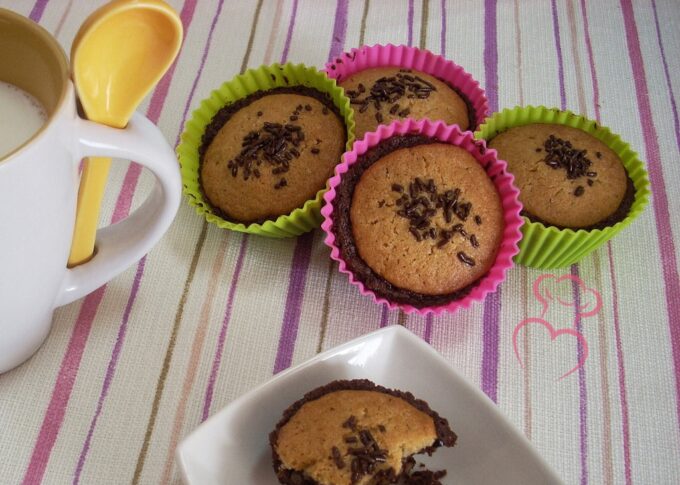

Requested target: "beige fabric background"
[{"left": 1, "top": 0, "right": 679, "bottom": 484}]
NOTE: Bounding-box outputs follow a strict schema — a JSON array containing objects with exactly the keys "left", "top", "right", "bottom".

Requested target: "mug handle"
[{"left": 56, "top": 112, "right": 181, "bottom": 306}]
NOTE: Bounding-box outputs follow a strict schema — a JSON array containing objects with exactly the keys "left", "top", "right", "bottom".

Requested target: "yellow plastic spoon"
[{"left": 68, "top": 0, "right": 182, "bottom": 267}]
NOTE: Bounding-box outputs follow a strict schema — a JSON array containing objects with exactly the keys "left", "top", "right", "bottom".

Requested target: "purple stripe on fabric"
[
  {"left": 651, "top": 0, "right": 680, "bottom": 157},
  {"left": 407, "top": 0, "right": 414, "bottom": 46},
  {"left": 424, "top": 315, "right": 434, "bottom": 344},
  {"left": 273, "top": 0, "right": 349, "bottom": 374},
  {"left": 73, "top": 258, "right": 147, "bottom": 484},
  {"left": 621, "top": 0, "right": 680, "bottom": 436},
  {"left": 274, "top": 234, "right": 315, "bottom": 374},
  {"left": 21, "top": 288, "right": 105, "bottom": 485},
  {"left": 550, "top": 0, "right": 567, "bottom": 110},
  {"left": 280, "top": 0, "right": 299, "bottom": 64},
  {"left": 440, "top": 0, "right": 446, "bottom": 56},
  {"left": 480, "top": 0, "right": 500, "bottom": 403},
  {"left": 579, "top": 2, "right": 632, "bottom": 481},
  {"left": 580, "top": 0, "right": 601, "bottom": 121},
  {"left": 379, "top": 306, "right": 389, "bottom": 328},
  {"left": 607, "top": 247, "right": 633, "bottom": 484},
  {"left": 20, "top": 1, "right": 201, "bottom": 481},
  {"left": 480, "top": 292, "right": 500, "bottom": 402},
  {"left": 29, "top": 0, "right": 49, "bottom": 22},
  {"left": 328, "top": 0, "right": 349, "bottom": 61},
  {"left": 483, "top": 0, "right": 498, "bottom": 113},
  {"left": 202, "top": 237, "right": 249, "bottom": 420},
  {"left": 571, "top": 266, "right": 589, "bottom": 485}
]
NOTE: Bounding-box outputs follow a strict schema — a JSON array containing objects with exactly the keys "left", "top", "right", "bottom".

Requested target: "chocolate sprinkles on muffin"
[{"left": 199, "top": 86, "right": 346, "bottom": 224}]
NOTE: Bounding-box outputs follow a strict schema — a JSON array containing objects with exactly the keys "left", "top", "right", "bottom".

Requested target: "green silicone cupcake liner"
[
  {"left": 475, "top": 106, "right": 651, "bottom": 269},
  {"left": 177, "top": 63, "right": 355, "bottom": 237}
]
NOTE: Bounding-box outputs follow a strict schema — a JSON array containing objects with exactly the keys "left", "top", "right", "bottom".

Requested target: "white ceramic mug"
[{"left": 0, "top": 9, "right": 181, "bottom": 373}]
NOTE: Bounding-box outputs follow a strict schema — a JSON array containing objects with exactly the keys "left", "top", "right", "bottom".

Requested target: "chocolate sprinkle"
[
  {"left": 470, "top": 234, "right": 480, "bottom": 248},
  {"left": 345, "top": 71, "right": 437, "bottom": 117},
  {"left": 331, "top": 446, "right": 345, "bottom": 469},
  {"left": 474, "top": 215, "right": 482, "bottom": 225},
  {"left": 393, "top": 176, "right": 476, "bottom": 257},
  {"left": 543, "top": 134, "right": 594, "bottom": 180},
  {"left": 457, "top": 251, "right": 476, "bottom": 266},
  {"left": 257, "top": 111, "right": 263, "bottom": 116},
  {"left": 574, "top": 185, "right": 585, "bottom": 197},
  {"left": 343, "top": 415, "right": 358, "bottom": 431},
  {"left": 225, "top": 121, "right": 305, "bottom": 187},
  {"left": 311, "top": 147, "right": 320, "bottom": 154}
]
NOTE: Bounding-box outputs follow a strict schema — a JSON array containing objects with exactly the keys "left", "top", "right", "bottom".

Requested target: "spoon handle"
[{"left": 68, "top": 156, "right": 112, "bottom": 267}]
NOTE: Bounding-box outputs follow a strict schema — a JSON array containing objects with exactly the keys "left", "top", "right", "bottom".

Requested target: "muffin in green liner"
[
  {"left": 475, "top": 106, "right": 650, "bottom": 268},
  {"left": 177, "top": 63, "right": 355, "bottom": 237}
]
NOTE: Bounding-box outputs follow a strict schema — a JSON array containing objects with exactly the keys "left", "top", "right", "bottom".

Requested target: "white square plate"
[{"left": 177, "top": 325, "right": 562, "bottom": 484}]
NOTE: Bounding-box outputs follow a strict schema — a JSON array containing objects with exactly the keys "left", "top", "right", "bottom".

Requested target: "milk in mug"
[{"left": 0, "top": 81, "right": 47, "bottom": 159}]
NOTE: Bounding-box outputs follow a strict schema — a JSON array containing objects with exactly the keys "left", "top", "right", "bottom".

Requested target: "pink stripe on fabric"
[
  {"left": 480, "top": 0, "right": 500, "bottom": 404},
  {"left": 201, "top": 237, "right": 249, "bottom": 420},
  {"left": 621, "top": 0, "right": 680, "bottom": 437},
  {"left": 579, "top": 2, "right": 632, "bottom": 480},
  {"left": 273, "top": 0, "right": 349, "bottom": 374},
  {"left": 21, "top": 287, "right": 105, "bottom": 485},
  {"left": 73, "top": 258, "right": 147, "bottom": 484},
  {"left": 29, "top": 0, "right": 49, "bottom": 22},
  {"left": 111, "top": 165, "right": 142, "bottom": 224},
  {"left": 280, "top": 0, "right": 299, "bottom": 64},
  {"left": 21, "top": 1, "right": 200, "bottom": 481},
  {"left": 651, "top": 0, "right": 680, "bottom": 157}
]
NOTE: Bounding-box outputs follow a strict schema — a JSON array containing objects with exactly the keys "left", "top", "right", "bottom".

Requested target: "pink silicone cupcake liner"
[
  {"left": 321, "top": 119, "right": 524, "bottom": 315},
  {"left": 324, "top": 44, "right": 489, "bottom": 130}
]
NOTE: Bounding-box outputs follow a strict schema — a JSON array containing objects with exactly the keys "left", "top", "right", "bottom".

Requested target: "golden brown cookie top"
[
  {"left": 200, "top": 89, "right": 346, "bottom": 223},
  {"left": 488, "top": 123, "right": 629, "bottom": 229},
  {"left": 339, "top": 67, "right": 471, "bottom": 140},
  {"left": 350, "top": 143, "right": 504, "bottom": 296},
  {"left": 275, "top": 390, "right": 437, "bottom": 485}
]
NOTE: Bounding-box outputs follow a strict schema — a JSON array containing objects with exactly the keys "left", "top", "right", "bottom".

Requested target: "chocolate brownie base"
[
  {"left": 523, "top": 176, "right": 636, "bottom": 231},
  {"left": 333, "top": 135, "right": 490, "bottom": 308},
  {"left": 269, "top": 379, "right": 456, "bottom": 485}
]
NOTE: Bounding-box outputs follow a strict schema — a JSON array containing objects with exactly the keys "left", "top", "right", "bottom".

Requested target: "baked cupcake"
[
  {"left": 322, "top": 119, "right": 523, "bottom": 315},
  {"left": 325, "top": 44, "right": 488, "bottom": 139},
  {"left": 476, "top": 106, "right": 650, "bottom": 269},
  {"left": 487, "top": 123, "right": 634, "bottom": 230},
  {"left": 178, "top": 63, "right": 355, "bottom": 237},
  {"left": 339, "top": 67, "right": 473, "bottom": 140},
  {"left": 200, "top": 87, "right": 346, "bottom": 223},
  {"left": 269, "top": 379, "right": 456, "bottom": 485}
]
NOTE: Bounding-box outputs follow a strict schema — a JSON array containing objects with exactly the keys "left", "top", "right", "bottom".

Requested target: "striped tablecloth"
[{"left": 1, "top": 0, "right": 679, "bottom": 483}]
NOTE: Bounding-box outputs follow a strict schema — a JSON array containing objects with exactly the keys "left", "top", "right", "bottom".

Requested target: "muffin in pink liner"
[
  {"left": 321, "top": 119, "right": 523, "bottom": 315},
  {"left": 324, "top": 44, "right": 488, "bottom": 140}
]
